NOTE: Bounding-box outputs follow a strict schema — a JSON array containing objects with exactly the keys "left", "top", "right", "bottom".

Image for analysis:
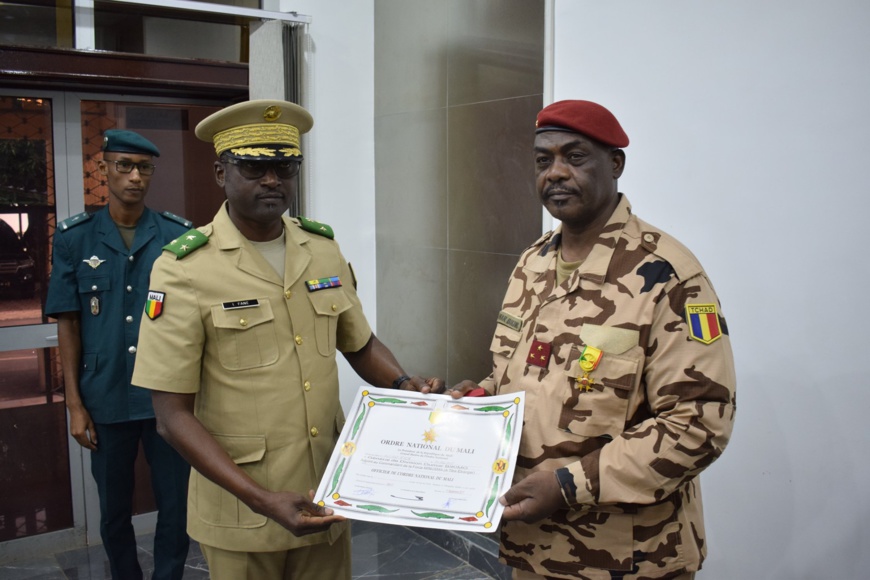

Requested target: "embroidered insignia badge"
[
  {"left": 526, "top": 339, "right": 551, "bottom": 368},
  {"left": 145, "top": 291, "right": 166, "bottom": 320},
  {"left": 686, "top": 303, "right": 722, "bottom": 344},
  {"left": 90, "top": 296, "right": 100, "bottom": 316},
  {"left": 306, "top": 276, "right": 341, "bottom": 291},
  {"left": 83, "top": 255, "right": 106, "bottom": 269},
  {"left": 575, "top": 345, "right": 603, "bottom": 391}
]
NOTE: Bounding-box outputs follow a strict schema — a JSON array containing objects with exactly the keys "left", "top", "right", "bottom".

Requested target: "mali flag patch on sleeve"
[
  {"left": 685, "top": 304, "right": 722, "bottom": 344},
  {"left": 145, "top": 291, "right": 165, "bottom": 320}
]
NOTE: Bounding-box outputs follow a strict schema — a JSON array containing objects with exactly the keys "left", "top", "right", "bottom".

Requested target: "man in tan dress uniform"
[
  {"left": 132, "top": 100, "right": 443, "bottom": 580},
  {"left": 451, "top": 100, "right": 736, "bottom": 580}
]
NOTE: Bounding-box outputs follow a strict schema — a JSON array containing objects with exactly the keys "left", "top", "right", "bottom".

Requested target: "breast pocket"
[
  {"left": 308, "top": 290, "right": 352, "bottom": 356},
  {"left": 210, "top": 299, "right": 279, "bottom": 370},
  {"left": 194, "top": 434, "right": 268, "bottom": 528},
  {"left": 558, "top": 344, "right": 641, "bottom": 439}
]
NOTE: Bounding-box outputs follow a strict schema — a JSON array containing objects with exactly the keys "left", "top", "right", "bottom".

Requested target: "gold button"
[
  {"left": 331, "top": 304, "right": 337, "bottom": 312},
  {"left": 284, "top": 290, "right": 292, "bottom": 299},
  {"left": 239, "top": 318, "right": 248, "bottom": 327},
  {"left": 310, "top": 427, "right": 319, "bottom": 437},
  {"left": 304, "top": 381, "right": 311, "bottom": 391},
  {"left": 295, "top": 335, "right": 303, "bottom": 345}
]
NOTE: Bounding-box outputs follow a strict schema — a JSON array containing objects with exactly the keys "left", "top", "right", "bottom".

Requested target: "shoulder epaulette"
[
  {"left": 637, "top": 229, "right": 703, "bottom": 282},
  {"left": 160, "top": 211, "right": 193, "bottom": 228},
  {"left": 58, "top": 212, "right": 92, "bottom": 231},
  {"left": 163, "top": 228, "right": 209, "bottom": 259},
  {"left": 297, "top": 216, "right": 334, "bottom": 239}
]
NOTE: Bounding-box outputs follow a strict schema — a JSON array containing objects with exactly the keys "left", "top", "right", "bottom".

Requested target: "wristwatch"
[{"left": 391, "top": 375, "right": 411, "bottom": 390}]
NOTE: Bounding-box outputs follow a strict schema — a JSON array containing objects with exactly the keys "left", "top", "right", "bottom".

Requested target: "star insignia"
[
  {"left": 186, "top": 235, "right": 197, "bottom": 240},
  {"left": 180, "top": 244, "right": 189, "bottom": 251}
]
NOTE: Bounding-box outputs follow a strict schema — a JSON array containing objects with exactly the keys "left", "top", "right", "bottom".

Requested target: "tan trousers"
[
  {"left": 201, "top": 533, "right": 351, "bottom": 580},
  {"left": 512, "top": 569, "right": 696, "bottom": 580}
]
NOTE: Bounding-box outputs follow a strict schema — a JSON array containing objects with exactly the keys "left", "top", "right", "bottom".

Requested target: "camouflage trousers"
[{"left": 511, "top": 570, "right": 696, "bottom": 580}]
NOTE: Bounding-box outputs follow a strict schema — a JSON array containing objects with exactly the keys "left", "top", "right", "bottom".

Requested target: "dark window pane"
[
  {"left": 0, "top": 347, "right": 73, "bottom": 540},
  {"left": 0, "top": 1, "right": 74, "bottom": 49}
]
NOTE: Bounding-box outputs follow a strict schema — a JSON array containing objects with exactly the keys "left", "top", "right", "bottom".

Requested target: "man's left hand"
[{"left": 499, "top": 471, "right": 566, "bottom": 523}]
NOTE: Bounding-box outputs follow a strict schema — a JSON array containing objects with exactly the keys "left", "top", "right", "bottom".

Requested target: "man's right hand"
[
  {"left": 68, "top": 403, "right": 97, "bottom": 450},
  {"left": 255, "top": 489, "right": 346, "bottom": 537},
  {"left": 448, "top": 380, "right": 487, "bottom": 399}
]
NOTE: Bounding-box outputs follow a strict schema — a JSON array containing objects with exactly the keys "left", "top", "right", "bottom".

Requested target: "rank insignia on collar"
[
  {"left": 145, "top": 291, "right": 165, "bottom": 320},
  {"left": 526, "top": 339, "right": 551, "bottom": 368},
  {"left": 575, "top": 345, "right": 602, "bottom": 391},
  {"left": 685, "top": 304, "right": 722, "bottom": 344},
  {"left": 306, "top": 276, "right": 341, "bottom": 291},
  {"left": 83, "top": 255, "right": 106, "bottom": 269}
]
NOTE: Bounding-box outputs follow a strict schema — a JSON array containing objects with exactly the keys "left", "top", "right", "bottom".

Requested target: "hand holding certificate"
[{"left": 314, "top": 386, "right": 525, "bottom": 532}]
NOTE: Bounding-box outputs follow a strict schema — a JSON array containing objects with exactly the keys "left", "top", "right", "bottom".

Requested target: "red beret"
[{"left": 535, "top": 100, "right": 629, "bottom": 148}]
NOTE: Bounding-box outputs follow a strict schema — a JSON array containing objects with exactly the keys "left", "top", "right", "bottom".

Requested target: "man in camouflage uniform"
[{"left": 451, "top": 100, "right": 736, "bottom": 579}]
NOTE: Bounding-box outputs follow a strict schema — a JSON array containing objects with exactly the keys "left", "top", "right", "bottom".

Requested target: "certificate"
[{"left": 314, "top": 386, "right": 524, "bottom": 533}]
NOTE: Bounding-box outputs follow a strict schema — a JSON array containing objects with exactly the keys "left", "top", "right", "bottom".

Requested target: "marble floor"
[{"left": 0, "top": 521, "right": 509, "bottom": 579}]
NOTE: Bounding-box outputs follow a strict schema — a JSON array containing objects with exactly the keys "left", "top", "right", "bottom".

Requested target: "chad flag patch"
[
  {"left": 686, "top": 304, "right": 722, "bottom": 344},
  {"left": 145, "top": 291, "right": 165, "bottom": 320}
]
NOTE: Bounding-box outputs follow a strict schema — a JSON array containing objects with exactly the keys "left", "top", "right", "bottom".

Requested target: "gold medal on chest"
[{"left": 575, "top": 345, "right": 602, "bottom": 391}]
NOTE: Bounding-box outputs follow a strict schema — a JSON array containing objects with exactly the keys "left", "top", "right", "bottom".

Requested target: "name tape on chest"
[
  {"left": 222, "top": 299, "right": 260, "bottom": 310},
  {"left": 497, "top": 310, "right": 523, "bottom": 332}
]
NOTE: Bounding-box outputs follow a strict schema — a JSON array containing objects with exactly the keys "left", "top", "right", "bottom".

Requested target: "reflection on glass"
[
  {"left": 94, "top": 1, "right": 249, "bottom": 62},
  {"left": 81, "top": 100, "right": 226, "bottom": 226},
  {"left": 0, "top": 97, "right": 56, "bottom": 328},
  {"left": 0, "top": 347, "right": 72, "bottom": 541},
  {"left": 0, "top": 1, "right": 74, "bottom": 49}
]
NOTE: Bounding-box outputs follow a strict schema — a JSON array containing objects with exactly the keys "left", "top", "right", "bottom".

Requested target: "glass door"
[
  {"left": 0, "top": 90, "right": 225, "bottom": 559},
  {"left": 0, "top": 95, "right": 74, "bottom": 550}
]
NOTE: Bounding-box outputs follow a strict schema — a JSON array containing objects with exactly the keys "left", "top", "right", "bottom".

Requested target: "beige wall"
[{"left": 374, "top": 0, "right": 545, "bottom": 384}]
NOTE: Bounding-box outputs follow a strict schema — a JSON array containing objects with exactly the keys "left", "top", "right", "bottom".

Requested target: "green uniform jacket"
[
  {"left": 132, "top": 202, "right": 372, "bottom": 552},
  {"left": 45, "top": 206, "right": 191, "bottom": 423}
]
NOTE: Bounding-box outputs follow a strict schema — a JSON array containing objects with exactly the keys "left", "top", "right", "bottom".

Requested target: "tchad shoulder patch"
[
  {"left": 58, "top": 212, "right": 92, "bottom": 231},
  {"left": 160, "top": 211, "right": 193, "bottom": 228},
  {"left": 163, "top": 228, "right": 209, "bottom": 259},
  {"left": 685, "top": 303, "right": 723, "bottom": 344},
  {"left": 297, "top": 216, "right": 334, "bottom": 239}
]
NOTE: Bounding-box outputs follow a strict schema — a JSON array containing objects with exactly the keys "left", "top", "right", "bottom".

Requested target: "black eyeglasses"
[
  {"left": 223, "top": 158, "right": 301, "bottom": 180},
  {"left": 109, "top": 160, "right": 157, "bottom": 176}
]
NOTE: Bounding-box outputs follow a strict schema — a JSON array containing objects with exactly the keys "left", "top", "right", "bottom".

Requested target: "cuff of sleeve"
[
  {"left": 556, "top": 462, "right": 597, "bottom": 508},
  {"left": 477, "top": 376, "right": 496, "bottom": 395}
]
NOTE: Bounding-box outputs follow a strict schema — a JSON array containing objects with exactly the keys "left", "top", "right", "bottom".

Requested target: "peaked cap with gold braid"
[{"left": 195, "top": 99, "right": 314, "bottom": 160}]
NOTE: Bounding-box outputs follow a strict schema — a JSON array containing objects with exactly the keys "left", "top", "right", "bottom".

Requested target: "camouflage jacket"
[{"left": 481, "top": 195, "right": 736, "bottom": 579}]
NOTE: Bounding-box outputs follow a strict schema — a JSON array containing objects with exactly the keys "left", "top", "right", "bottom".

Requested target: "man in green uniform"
[
  {"left": 46, "top": 130, "right": 191, "bottom": 579},
  {"left": 132, "top": 99, "right": 444, "bottom": 580},
  {"left": 451, "top": 100, "right": 736, "bottom": 579}
]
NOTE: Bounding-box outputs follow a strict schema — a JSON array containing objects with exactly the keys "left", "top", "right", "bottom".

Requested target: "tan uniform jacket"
[
  {"left": 132, "top": 203, "right": 372, "bottom": 552},
  {"left": 481, "top": 195, "right": 736, "bottom": 579}
]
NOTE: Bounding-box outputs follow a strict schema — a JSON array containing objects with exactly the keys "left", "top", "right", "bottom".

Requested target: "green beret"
[{"left": 102, "top": 129, "right": 160, "bottom": 157}]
